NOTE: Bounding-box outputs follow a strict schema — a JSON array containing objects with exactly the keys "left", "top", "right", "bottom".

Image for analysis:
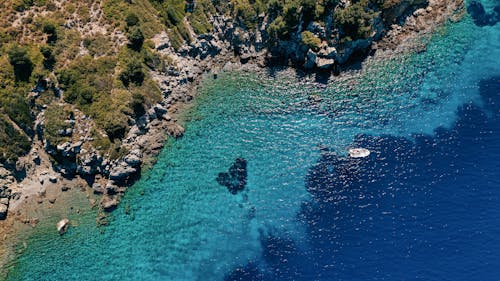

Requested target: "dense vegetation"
[{"left": 0, "top": 0, "right": 164, "bottom": 164}]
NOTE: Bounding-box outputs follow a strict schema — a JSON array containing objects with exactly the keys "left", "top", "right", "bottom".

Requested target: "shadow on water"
[{"left": 225, "top": 77, "right": 500, "bottom": 280}]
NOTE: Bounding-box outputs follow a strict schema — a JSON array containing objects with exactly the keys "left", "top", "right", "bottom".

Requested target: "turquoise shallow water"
[{"left": 5, "top": 6, "right": 500, "bottom": 281}]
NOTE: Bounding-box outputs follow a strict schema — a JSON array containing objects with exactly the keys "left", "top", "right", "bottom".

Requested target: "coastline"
[{"left": 0, "top": 0, "right": 466, "bottom": 275}]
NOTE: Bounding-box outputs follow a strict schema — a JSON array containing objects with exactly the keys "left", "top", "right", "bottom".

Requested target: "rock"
[
  {"left": 316, "top": 58, "right": 335, "bottom": 70},
  {"left": 100, "top": 195, "right": 118, "bottom": 211},
  {"left": 124, "top": 154, "right": 141, "bottom": 167},
  {"left": 48, "top": 197, "right": 57, "bottom": 204},
  {"left": 318, "top": 46, "right": 338, "bottom": 59},
  {"left": 105, "top": 181, "right": 123, "bottom": 195},
  {"left": 162, "top": 114, "right": 172, "bottom": 121},
  {"left": 10, "top": 192, "right": 20, "bottom": 201},
  {"left": 56, "top": 141, "right": 82, "bottom": 158},
  {"left": 76, "top": 151, "right": 103, "bottom": 176},
  {"left": 109, "top": 164, "right": 137, "bottom": 181},
  {"left": 0, "top": 198, "right": 9, "bottom": 205},
  {"left": 38, "top": 187, "right": 46, "bottom": 197},
  {"left": 153, "top": 104, "right": 168, "bottom": 117},
  {"left": 49, "top": 175, "right": 58, "bottom": 183},
  {"left": 32, "top": 151, "right": 40, "bottom": 165},
  {"left": 0, "top": 197, "right": 9, "bottom": 220},
  {"left": 0, "top": 204, "right": 8, "bottom": 220},
  {"left": 92, "top": 183, "right": 105, "bottom": 194},
  {"left": 146, "top": 107, "right": 157, "bottom": 121},
  {"left": 56, "top": 218, "right": 69, "bottom": 235},
  {"left": 61, "top": 185, "right": 70, "bottom": 192},
  {"left": 166, "top": 123, "right": 185, "bottom": 138}
]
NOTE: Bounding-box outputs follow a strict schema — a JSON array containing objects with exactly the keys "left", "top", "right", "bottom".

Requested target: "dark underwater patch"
[
  {"left": 216, "top": 158, "right": 248, "bottom": 195},
  {"left": 467, "top": 0, "right": 500, "bottom": 26}
]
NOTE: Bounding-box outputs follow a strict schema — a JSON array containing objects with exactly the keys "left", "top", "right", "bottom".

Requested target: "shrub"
[
  {"left": 0, "top": 118, "right": 31, "bottom": 164},
  {"left": 130, "top": 92, "right": 145, "bottom": 117},
  {"left": 125, "top": 12, "right": 140, "bottom": 27},
  {"left": 301, "top": 31, "right": 321, "bottom": 51},
  {"left": 267, "top": 16, "right": 287, "bottom": 41},
  {"left": 233, "top": 0, "right": 257, "bottom": 28},
  {"left": 176, "top": 22, "right": 192, "bottom": 43},
  {"left": 40, "top": 45, "right": 56, "bottom": 69},
  {"left": 119, "top": 59, "right": 145, "bottom": 86},
  {"left": 188, "top": 3, "right": 212, "bottom": 34},
  {"left": 166, "top": 27, "right": 184, "bottom": 50},
  {"left": 0, "top": 92, "right": 33, "bottom": 131},
  {"left": 12, "top": 0, "right": 34, "bottom": 12},
  {"left": 42, "top": 21, "right": 58, "bottom": 44},
  {"left": 142, "top": 48, "right": 162, "bottom": 70},
  {"left": 127, "top": 26, "right": 145, "bottom": 51},
  {"left": 166, "top": 2, "right": 185, "bottom": 26},
  {"left": 43, "top": 104, "right": 73, "bottom": 146}
]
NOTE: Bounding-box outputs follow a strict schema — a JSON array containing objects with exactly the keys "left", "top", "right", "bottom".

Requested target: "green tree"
[
  {"left": 301, "top": 31, "right": 321, "bottom": 51},
  {"left": 125, "top": 12, "right": 140, "bottom": 27},
  {"left": 8, "top": 45, "right": 33, "bottom": 82},
  {"left": 119, "top": 59, "right": 145, "bottom": 86},
  {"left": 127, "top": 26, "right": 144, "bottom": 51},
  {"left": 42, "top": 21, "right": 58, "bottom": 44},
  {"left": 40, "top": 45, "right": 56, "bottom": 70}
]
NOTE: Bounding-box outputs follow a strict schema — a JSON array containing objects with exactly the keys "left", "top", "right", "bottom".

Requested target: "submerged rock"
[{"left": 216, "top": 158, "right": 248, "bottom": 195}]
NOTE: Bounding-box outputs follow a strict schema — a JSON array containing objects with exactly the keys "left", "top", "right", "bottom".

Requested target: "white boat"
[{"left": 348, "top": 148, "right": 370, "bottom": 158}]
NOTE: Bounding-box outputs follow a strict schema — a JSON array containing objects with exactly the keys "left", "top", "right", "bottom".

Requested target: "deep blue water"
[
  {"left": 4, "top": 3, "right": 500, "bottom": 281},
  {"left": 227, "top": 77, "right": 500, "bottom": 281}
]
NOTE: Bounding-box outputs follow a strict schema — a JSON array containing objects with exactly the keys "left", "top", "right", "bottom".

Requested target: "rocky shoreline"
[{"left": 0, "top": 0, "right": 465, "bottom": 229}]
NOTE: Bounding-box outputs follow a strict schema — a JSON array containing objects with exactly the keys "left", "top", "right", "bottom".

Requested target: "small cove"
[{"left": 4, "top": 10, "right": 500, "bottom": 281}]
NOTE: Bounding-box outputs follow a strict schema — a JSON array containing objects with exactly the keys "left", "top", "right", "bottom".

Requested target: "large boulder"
[
  {"left": 124, "top": 154, "right": 141, "bottom": 167},
  {"left": 109, "top": 162, "right": 137, "bottom": 181},
  {"left": 100, "top": 195, "right": 118, "bottom": 212},
  {"left": 316, "top": 58, "right": 335, "bottom": 70}
]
